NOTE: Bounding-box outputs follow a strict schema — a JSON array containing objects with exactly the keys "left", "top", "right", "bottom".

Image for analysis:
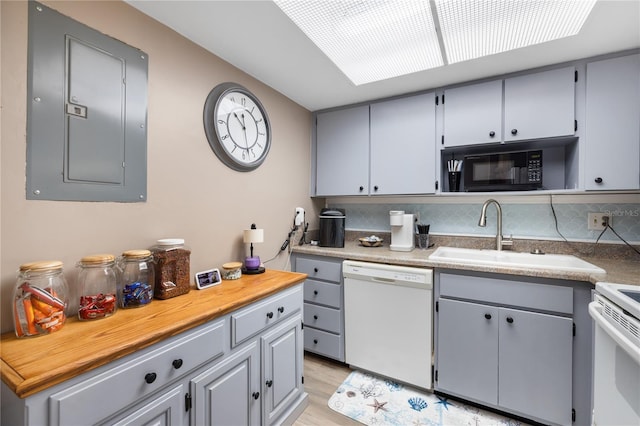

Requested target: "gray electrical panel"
[{"left": 27, "top": 2, "right": 148, "bottom": 202}]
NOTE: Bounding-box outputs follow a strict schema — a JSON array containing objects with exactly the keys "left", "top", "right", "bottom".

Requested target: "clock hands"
[{"left": 233, "top": 111, "right": 253, "bottom": 159}]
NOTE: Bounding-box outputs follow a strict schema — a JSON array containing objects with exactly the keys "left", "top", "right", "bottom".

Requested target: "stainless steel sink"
[{"left": 429, "top": 246, "right": 606, "bottom": 275}]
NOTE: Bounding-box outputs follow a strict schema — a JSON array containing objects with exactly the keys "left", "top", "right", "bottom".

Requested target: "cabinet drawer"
[
  {"left": 304, "top": 279, "right": 341, "bottom": 308},
  {"left": 304, "top": 327, "right": 343, "bottom": 360},
  {"left": 439, "top": 273, "right": 573, "bottom": 314},
  {"left": 232, "top": 285, "right": 302, "bottom": 347},
  {"left": 296, "top": 257, "right": 341, "bottom": 282},
  {"left": 49, "top": 320, "right": 225, "bottom": 426},
  {"left": 304, "top": 303, "right": 341, "bottom": 334}
]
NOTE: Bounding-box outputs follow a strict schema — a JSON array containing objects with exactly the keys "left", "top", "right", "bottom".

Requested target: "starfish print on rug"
[
  {"left": 367, "top": 398, "right": 388, "bottom": 413},
  {"left": 436, "top": 395, "right": 453, "bottom": 410}
]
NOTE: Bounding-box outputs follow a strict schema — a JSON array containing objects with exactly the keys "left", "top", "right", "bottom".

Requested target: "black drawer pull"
[
  {"left": 265, "top": 380, "right": 273, "bottom": 388},
  {"left": 252, "top": 392, "right": 260, "bottom": 400},
  {"left": 595, "top": 177, "right": 603, "bottom": 184},
  {"left": 484, "top": 313, "right": 492, "bottom": 320},
  {"left": 489, "top": 131, "right": 495, "bottom": 137},
  {"left": 172, "top": 359, "right": 183, "bottom": 369},
  {"left": 144, "top": 372, "right": 157, "bottom": 384},
  {"left": 313, "top": 290, "right": 318, "bottom": 295},
  {"left": 313, "top": 339, "right": 318, "bottom": 344},
  {"left": 314, "top": 267, "right": 318, "bottom": 273},
  {"left": 506, "top": 317, "right": 514, "bottom": 324},
  {"left": 313, "top": 315, "right": 318, "bottom": 320},
  {"left": 359, "top": 186, "right": 364, "bottom": 191},
  {"left": 511, "top": 129, "right": 518, "bottom": 135},
  {"left": 266, "top": 312, "right": 274, "bottom": 319},
  {"left": 278, "top": 306, "right": 284, "bottom": 314}
]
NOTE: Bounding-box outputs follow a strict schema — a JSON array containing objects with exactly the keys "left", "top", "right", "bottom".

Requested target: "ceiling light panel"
[
  {"left": 435, "top": 0, "right": 598, "bottom": 64},
  {"left": 274, "top": 0, "right": 443, "bottom": 85}
]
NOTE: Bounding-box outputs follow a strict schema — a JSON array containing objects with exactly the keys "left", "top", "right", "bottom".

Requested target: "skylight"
[{"left": 274, "top": 0, "right": 597, "bottom": 86}]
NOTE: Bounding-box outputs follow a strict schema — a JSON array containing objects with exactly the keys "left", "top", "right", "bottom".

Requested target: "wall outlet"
[{"left": 588, "top": 213, "right": 610, "bottom": 230}]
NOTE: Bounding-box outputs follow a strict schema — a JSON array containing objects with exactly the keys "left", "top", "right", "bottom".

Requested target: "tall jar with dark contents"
[
  {"left": 150, "top": 239, "right": 191, "bottom": 299},
  {"left": 118, "top": 250, "right": 155, "bottom": 308},
  {"left": 77, "top": 254, "right": 118, "bottom": 320},
  {"left": 13, "top": 260, "right": 69, "bottom": 337}
]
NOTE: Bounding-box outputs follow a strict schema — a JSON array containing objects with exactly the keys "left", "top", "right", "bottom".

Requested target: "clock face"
[{"left": 204, "top": 83, "right": 271, "bottom": 171}]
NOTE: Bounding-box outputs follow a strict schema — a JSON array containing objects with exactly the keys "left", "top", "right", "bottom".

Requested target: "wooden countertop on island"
[{"left": 1, "top": 269, "right": 307, "bottom": 398}]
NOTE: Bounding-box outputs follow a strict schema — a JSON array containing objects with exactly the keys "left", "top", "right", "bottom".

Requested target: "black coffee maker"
[{"left": 319, "top": 208, "right": 345, "bottom": 248}]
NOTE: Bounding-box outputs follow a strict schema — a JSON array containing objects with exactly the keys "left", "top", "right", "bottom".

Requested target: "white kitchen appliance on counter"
[
  {"left": 389, "top": 210, "right": 414, "bottom": 252},
  {"left": 343, "top": 260, "right": 433, "bottom": 390},
  {"left": 588, "top": 282, "right": 640, "bottom": 426}
]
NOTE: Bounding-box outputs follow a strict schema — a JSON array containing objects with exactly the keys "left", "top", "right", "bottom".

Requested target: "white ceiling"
[{"left": 126, "top": 0, "right": 640, "bottom": 112}]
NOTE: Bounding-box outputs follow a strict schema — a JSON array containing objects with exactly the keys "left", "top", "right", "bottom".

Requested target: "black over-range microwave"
[{"left": 464, "top": 150, "right": 543, "bottom": 191}]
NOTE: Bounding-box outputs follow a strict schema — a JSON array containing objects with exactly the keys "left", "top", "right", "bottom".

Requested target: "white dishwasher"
[{"left": 343, "top": 260, "right": 433, "bottom": 390}]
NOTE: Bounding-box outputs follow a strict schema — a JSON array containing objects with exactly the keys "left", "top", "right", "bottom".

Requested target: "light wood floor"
[{"left": 293, "top": 353, "right": 361, "bottom": 426}]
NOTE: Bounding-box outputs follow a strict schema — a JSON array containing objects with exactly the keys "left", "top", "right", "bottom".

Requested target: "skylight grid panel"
[{"left": 275, "top": 0, "right": 443, "bottom": 85}]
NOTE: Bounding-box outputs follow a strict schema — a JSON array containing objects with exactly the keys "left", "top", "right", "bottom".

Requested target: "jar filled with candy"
[
  {"left": 150, "top": 239, "right": 191, "bottom": 299},
  {"left": 118, "top": 249, "right": 154, "bottom": 308},
  {"left": 13, "top": 260, "right": 69, "bottom": 337},
  {"left": 77, "top": 254, "right": 118, "bottom": 320}
]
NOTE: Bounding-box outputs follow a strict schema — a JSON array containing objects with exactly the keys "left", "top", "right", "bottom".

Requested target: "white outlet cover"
[{"left": 588, "top": 213, "right": 609, "bottom": 231}]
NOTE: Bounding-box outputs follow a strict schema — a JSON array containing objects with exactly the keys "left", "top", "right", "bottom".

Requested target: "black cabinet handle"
[
  {"left": 359, "top": 186, "right": 364, "bottom": 191},
  {"left": 313, "top": 290, "right": 318, "bottom": 295},
  {"left": 511, "top": 129, "right": 518, "bottom": 135},
  {"left": 313, "top": 339, "right": 318, "bottom": 344},
  {"left": 266, "top": 312, "right": 274, "bottom": 319},
  {"left": 144, "top": 372, "right": 157, "bottom": 384},
  {"left": 265, "top": 380, "right": 273, "bottom": 388},
  {"left": 484, "top": 313, "right": 492, "bottom": 320},
  {"left": 278, "top": 306, "right": 284, "bottom": 314},
  {"left": 595, "top": 177, "right": 603, "bottom": 184},
  {"left": 172, "top": 359, "right": 183, "bottom": 369},
  {"left": 489, "top": 131, "right": 495, "bottom": 137},
  {"left": 314, "top": 267, "right": 318, "bottom": 273},
  {"left": 313, "top": 315, "right": 318, "bottom": 320},
  {"left": 252, "top": 392, "right": 260, "bottom": 400},
  {"left": 374, "top": 185, "right": 379, "bottom": 191},
  {"left": 506, "top": 317, "right": 514, "bottom": 324}
]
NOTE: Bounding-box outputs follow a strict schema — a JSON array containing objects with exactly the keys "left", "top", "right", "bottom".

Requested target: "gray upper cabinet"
[
  {"left": 443, "top": 80, "right": 503, "bottom": 148},
  {"left": 504, "top": 66, "right": 575, "bottom": 142},
  {"left": 370, "top": 93, "right": 436, "bottom": 194},
  {"left": 315, "top": 106, "right": 369, "bottom": 196},
  {"left": 315, "top": 93, "right": 436, "bottom": 196},
  {"left": 585, "top": 53, "right": 640, "bottom": 190}
]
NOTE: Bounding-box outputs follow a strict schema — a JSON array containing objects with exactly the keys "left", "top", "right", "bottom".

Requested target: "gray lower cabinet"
[
  {"left": 2, "top": 284, "right": 306, "bottom": 426},
  {"left": 293, "top": 254, "right": 345, "bottom": 362},
  {"left": 435, "top": 270, "right": 592, "bottom": 426}
]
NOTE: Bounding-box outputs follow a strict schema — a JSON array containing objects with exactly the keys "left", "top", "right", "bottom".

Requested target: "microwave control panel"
[{"left": 527, "top": 152, "right": 543, "bottom": 183}]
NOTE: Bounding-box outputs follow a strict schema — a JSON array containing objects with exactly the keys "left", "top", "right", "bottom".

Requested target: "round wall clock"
[{"left": 203, "top": 82, "right": 271, "bottom": 172}]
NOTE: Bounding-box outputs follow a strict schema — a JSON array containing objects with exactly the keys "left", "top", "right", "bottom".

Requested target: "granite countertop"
[{"left": 292, "top": 234, "right": 639, "bottom": 286}]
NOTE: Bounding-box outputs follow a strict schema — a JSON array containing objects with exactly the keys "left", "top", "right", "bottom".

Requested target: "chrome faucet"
[{"left": 478, "top": 199, "right": 513, "bottom": 251}]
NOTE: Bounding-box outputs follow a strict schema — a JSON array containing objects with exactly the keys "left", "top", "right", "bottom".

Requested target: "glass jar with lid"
[
  {"left": 13, "top": 260, "right": 69, "bottom": 338},
  {"left": 118, "top": 249, "right": 154, "bottom": 308},
  {"left": 77, "top": 254, "right": 118, "bottom": 320},
  {"left": 150, "top": 238, "right": 191, "bottom": 299}
]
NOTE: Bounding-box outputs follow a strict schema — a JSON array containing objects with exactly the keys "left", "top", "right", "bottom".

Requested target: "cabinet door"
[
  {"left": 370, "top": 93, "right": 436, "bottom": 194},
  {"left": 436, "top": 299, "right": 498, "bottom": 405},
  {"left": 504, "top": 66, "right": 575, "bottom": 141},
  {"left": 262, "top": 315, "right": 303, "bottom": 426},
  {"left": 108, "top": 384, "right": 186, "bottom": 426},
  {"left": 443, "top": 80, "right": 503, "bottom": 147},
  {"left": 190, "top": 342, "right": 261, "bottom": 426},
  {"left": 499, "top": 308, "right": 572, "bottom": 425},
  {"left": 315, "top": 106, "right": 369, "bottom": 196},
  {"left": 585, "top": 54, "right": 640, "bottom": 190}
]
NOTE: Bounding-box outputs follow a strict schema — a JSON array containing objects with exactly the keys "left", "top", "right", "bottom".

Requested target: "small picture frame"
[{"left": 195, "top": 268, "right": 222, "bottom": 290}]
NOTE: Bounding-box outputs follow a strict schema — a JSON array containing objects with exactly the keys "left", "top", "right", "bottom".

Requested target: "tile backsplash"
[{"left": 328, "top": 196, "right": 640, "bottom": 244}]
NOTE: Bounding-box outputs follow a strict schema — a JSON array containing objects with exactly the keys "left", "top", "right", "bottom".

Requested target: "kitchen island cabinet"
[
  {"left": 435, "top": 270, "right": 591, "bottom": 426},
  {"left": 1, "top": 270, "right": 308, "bottom": 426}
]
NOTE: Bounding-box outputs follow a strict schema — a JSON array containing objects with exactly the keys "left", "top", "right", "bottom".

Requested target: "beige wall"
[{"left": 0, "top": 0, "right": 320, "bottom": 333}]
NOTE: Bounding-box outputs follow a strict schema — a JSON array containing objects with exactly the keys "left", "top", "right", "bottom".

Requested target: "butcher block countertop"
[{"left": 1, "top": 269, "right": 306, "bottom": 399}]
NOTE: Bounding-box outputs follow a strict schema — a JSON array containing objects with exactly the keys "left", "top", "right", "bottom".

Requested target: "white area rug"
[{"left": 328, "top": 370, "right": 530, "bottom": 426}]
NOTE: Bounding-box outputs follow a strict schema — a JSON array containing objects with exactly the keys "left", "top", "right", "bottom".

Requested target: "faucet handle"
[{"left": 502, "top": 234, "right": 514, "bottom": 249}]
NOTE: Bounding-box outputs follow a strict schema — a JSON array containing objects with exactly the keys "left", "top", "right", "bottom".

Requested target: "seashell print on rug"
[{"left": 328, "top": 370, "right": 531, "bottom": 425}]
